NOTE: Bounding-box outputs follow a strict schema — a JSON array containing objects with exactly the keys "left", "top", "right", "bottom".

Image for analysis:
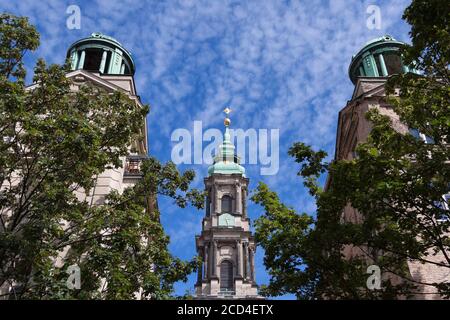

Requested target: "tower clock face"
[{"left": 219, "top": 213, "right": 235, "bottom": 227}]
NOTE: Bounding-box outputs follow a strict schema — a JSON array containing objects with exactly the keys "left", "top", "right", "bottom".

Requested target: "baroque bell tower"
[{"left": 194, "top": 109, "right": 260, "bottom": 299}]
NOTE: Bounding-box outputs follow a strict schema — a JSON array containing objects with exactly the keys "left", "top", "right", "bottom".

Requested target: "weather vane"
[{"left": 223, "top": 107, "right": 232, "bottom": 127}]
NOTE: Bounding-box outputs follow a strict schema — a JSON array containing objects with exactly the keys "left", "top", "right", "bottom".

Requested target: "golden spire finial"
[{"left": 223, "top": 107, "right": 232, "bottom": 127}]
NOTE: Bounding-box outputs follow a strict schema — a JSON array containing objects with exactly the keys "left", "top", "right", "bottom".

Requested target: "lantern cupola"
[
  {"left": 66, "top": 32, "right": 135, "bottom": 75},
  {"left": 349, "top": 35, "right": 410, "bottom": 84}
]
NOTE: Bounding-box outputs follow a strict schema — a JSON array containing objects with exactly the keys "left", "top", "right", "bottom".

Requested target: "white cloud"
[{"left": 1, "top": 0, "right": 412, "bottom": 296}]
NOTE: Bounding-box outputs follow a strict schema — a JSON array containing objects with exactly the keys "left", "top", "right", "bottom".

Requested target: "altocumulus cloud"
[{"left": 1, "top": 0, "right": 412, "bottom": 298}]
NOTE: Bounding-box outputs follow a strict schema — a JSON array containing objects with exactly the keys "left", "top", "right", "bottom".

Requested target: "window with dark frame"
[
  {"left": 383, "top": 52, "right": 403, "bottom": 75},
  {"left": 83, "top": 48, "right": 103, "bottom": 72},
  {"left": 220, "top": 260, "right": 234, "bottom": 292},
  {"left": 127, "top": 159, "right": 140, "bottom": 173},
  {"left": 221, "top": 195, "right": 232, "bottom": 213},
  {"left": 102, "top": 51, "right": 111, "bottom": 73}
]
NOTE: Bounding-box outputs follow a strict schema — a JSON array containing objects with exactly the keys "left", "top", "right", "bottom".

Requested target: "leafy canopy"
[
  {"left": 252, "top": 0, "right": 450, "bottom": 299},
  {"left": 0, "top": 13, "right": 204, "bottom": 299}
]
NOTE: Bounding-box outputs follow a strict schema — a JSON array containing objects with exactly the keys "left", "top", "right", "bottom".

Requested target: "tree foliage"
[
  {"left": 0, "top": 13, "right": 204, "bottom": 299},
  {"left": 253, "top": 0, "right": 450, "bottom": 299}
]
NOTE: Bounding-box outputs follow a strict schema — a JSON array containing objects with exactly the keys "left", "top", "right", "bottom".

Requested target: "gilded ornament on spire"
[{"left": 223, "top": 107, "right": 232, "bottom": 127}]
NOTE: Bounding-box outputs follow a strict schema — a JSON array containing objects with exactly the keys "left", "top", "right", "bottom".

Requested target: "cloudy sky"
[{"left": 1, "top": 0, "right": 412, "bottom": 298}]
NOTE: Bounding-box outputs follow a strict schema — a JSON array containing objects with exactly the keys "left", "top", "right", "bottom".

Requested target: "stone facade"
[{"left": 63, "top": 70, "right": 148, "bottom": 206}]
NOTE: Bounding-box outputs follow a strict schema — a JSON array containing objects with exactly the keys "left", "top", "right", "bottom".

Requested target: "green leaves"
[
  {"left": 0, "top": 13, "right": 39, "bottom": 80},
  {"left": 254, "top": 0, "right": 450, "bottom": 299},
  {"left": 0, "top": 14, "right": 201, "bottom": 300},
  {"left": 288, "top": 143, "right": 328, "bottom": 197},
  {"left": 137, "top": 157, "right": 206, "bottom": 210},
  {"left": 251, "top": 182, "right": 315, "bottom": 298},
  {"left": 401, "top": 0, "right": 450, "bottom": 78}
]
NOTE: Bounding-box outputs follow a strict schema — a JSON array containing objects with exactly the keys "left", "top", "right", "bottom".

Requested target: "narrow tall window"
[
  {"left": 206, "top": 196, "right": 211, "bottom": 216},
  {"left": 220, "top": 260, "right": 233, "bottom": 292},
  {"left": 103, "top": 51, "right": 111, "bottom": 73},
  {"left": 221, "top": 195, "right": 232, "bottom": 213}
]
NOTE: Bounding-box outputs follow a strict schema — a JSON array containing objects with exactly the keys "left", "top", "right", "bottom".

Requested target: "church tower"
[
  {"left": 0, "top": 33, "right": 148, "bottom": 299},
  {"left": 330, "top": 35, "right": 449, "bottom": 299},
  {"left": 65, "top": 33, "right": 148, "bottom": 204},
  {"left": 194, "top": 109, "right": 260, "bottom": 299}
]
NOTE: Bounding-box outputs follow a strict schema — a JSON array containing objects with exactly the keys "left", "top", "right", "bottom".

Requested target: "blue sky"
[{"left": 1, "top": 0, "right": 412, "bottom": 299}]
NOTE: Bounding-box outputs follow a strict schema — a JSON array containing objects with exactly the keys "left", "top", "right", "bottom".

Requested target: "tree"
[
  {"left": 0, "top": 14, "right": 204, "bottom": 299},
  {"left": 252, "top": 0, "right": 449, "bottom": 299},
  {"left": 251, "top": 182, "right": 316, "bottom": 299}
]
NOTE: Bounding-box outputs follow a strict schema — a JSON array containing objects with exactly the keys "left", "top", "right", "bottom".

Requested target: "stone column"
[
  {"left": 250, "top": 247, "right": 255, "bottom": 282},
  {"left": 197, "top": 248, "right": 203, "bottom": 283},
  {"left": 243, "top": 242, "right": 248, "bottom": 279},
  {"left": 99, "top": 50, "right": 108, "bottom": 73},
  {"left": 236, "top": 183, "right": 242, "bottom": 214},
  {"left": 242, "top": 188, "right": 247, "bottom": 218},
  {"left": 77, "top": 50, "right": 85, "bottom": 69},
  {"left": 378, "top": 54, "right": 388, "bottom": 76},
  {"left": 215, "top": 185, "right": 220, "bottom": 214},
  {"left": 213, "top": 240, "right": 218, "bottom": 276},
  {"left": 204, "top": 244, "right": 209, "bottom": 279},
  {"left": 236, "top": 240, "right": 243, "bottom": 277},
  {"left": 210, "top": 242, "right": 215, "bottom": 277},
  {"left": 70, "top": 50, "right": 78, "bottom": 70}
]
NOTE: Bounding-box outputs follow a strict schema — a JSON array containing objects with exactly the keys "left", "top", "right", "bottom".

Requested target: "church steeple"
[
  {"left": 194, "top": 108, "right": 261, "bottom": 299},
  {"left": 207, "top": 108, "right": 246, "bottom": 177}
]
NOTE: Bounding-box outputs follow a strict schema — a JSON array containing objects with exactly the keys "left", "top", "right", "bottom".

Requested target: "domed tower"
[
  {"left": 195, "top": 109, "right": 261, "bottom": 299},
  {"left": 327, "top": 36, "right": 447, "bottom": 299},
  {"left": 67, "top": 32, "right": 135, "bottom": 75},
  {"left": 331, "top": 34, "right": 412, "bottom": 164},
  {"left": 329, "top": 35, "right": 412, "bottom": 163},
  {"left": 65, "top": 33, "right": 148, "bottom": 205},
  {"left": 348, "top": 35, "right": 409, "bottom": 84}
]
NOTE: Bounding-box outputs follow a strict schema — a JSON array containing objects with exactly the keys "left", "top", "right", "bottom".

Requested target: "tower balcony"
[{"left": 124, "top": 155, "right": 147, "bottom": 177}]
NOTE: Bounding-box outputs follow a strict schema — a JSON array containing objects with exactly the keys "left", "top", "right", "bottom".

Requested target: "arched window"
[
  {"left": 221, "top": 195, "right": 232, "bottom": 213},
  {"left": 206, "top": 196, "right": 211, "bottom": 216},
  {"left": 220, "top": 260, "right": 233, "bottom": 292}
]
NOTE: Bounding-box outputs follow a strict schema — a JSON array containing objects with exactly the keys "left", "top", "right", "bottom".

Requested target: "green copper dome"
[
  {"left": 66, "top": 32, "right": 135, "bottom": 75},
  {"left": 349, "top": 35, "right": 409, "bottom": 84},
  {"left": 208, "top": 127, "right": 246, "bottom": 177}
]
